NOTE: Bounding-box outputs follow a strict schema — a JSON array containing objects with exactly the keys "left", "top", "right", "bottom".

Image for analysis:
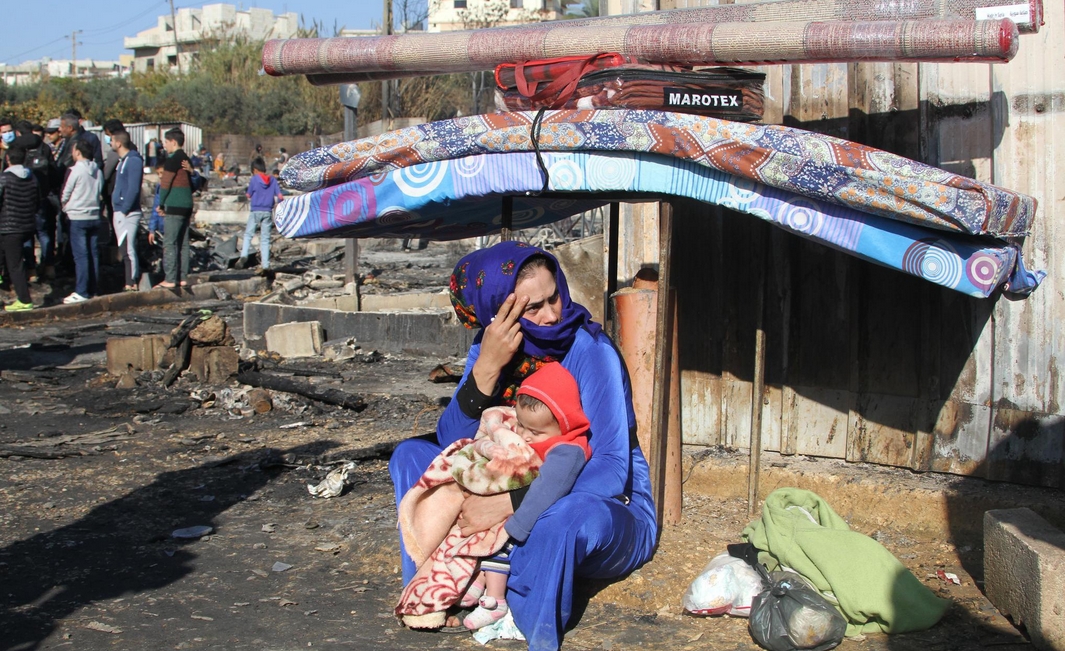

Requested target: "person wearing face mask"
[{"left": 0, "top": 118, "right": 15, "bottom": 172}]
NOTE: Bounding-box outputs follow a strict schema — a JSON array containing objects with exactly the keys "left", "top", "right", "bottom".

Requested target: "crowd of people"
[{"left": 0, "top": 110, "right": 288, "bottom": 311}]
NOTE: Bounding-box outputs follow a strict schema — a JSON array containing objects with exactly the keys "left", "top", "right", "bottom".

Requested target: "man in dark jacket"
[
  {"left": 55, "top": 112, "right": 103, "bottom": 180},
  {"left": 0, "top": 144, "right": 40, "bottom": 311},
  {"left": 13, "top": 124, "right": 59, "bottom": 279}
]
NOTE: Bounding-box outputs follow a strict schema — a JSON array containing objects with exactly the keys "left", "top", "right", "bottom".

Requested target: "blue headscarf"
[{"left": 449, "top": 241, "right": 602, "bottom": 402}]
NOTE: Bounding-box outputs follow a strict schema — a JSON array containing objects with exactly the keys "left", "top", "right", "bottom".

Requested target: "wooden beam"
[
  {"left": 748, "top": 260, "right": 767, "bottom": 516},
  {"left": 343, "top": 104, "right": 360, "bottom": 288},
  {"left": 649, "top": 201, "right": 674, "bottom": 526}
]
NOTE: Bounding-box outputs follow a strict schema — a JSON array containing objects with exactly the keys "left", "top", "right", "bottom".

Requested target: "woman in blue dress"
[{"left": 389, "top": 241, "right": 658, "bottom": 651}]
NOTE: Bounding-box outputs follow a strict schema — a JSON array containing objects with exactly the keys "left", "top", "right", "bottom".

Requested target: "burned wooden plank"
[{"left": 236, "top": 371, "right": 367, "bottom": 411}]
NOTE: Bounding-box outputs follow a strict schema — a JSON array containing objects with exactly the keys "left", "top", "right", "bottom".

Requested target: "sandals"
[
  {"left": 463, "top": 595, "right": 508, "bottom": 630},
  {"left": 153, "top": 282, "right": 176, "bottom": 289}
]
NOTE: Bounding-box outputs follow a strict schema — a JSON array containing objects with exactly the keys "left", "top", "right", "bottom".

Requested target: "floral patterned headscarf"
[{"left": 449, "top": 241, "right": 601, "bottom": 404}]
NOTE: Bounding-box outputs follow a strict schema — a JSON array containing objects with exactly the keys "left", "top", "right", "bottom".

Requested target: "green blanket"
[{"left": 743, "top": 487, "right": 950, "bottom": 636}]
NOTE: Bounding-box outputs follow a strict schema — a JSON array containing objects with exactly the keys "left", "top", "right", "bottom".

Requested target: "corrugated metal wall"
[{"left": 614, "top": 0, "right": 1064, "bottom": 487}]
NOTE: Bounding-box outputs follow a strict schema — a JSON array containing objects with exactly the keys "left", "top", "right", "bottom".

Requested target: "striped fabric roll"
[{"left": 263, "top": 19, "right": 1019, "bottom": 82}]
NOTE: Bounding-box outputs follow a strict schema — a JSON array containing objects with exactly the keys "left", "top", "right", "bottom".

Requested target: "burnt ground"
[{"left": 0, "top": 239, "right": 1039, "bottom": 651}]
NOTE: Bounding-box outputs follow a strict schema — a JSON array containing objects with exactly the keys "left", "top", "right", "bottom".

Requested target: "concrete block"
[
  {"left": 194, "top": 210, "right": 248, "bottom": 225},
  {"left": 265, "top": 321, "right": 324, "bottom": 358},
  {"left": 303, "top": 239, "right": 346, "bottom": 257},
  {"left": 304, "top": 295, "right": 360, "bottom": 311},
  {"left": 309, "top": 279, "right": 345, "bottom": 290},
  {"left": 188, "top": 346, "right": 240, "bottom": 384},
  {"left": 985, "top": 508, "right": 1065, "bottom": 651},
  {"left": 106, "top": 335, "right": 172, "bottom": 376},
  {"left": 360, "top": 290, "right": 452, "bottom": 312},
  {"left": 243, "top": 302, "right": 474, "bottom": 357}
]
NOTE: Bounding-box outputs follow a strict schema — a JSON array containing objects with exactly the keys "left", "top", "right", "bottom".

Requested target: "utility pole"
[
  {"left": 169, "top": 0, "right": 183, "bottom": 75},
  {"left": 381, "top": 0, "right": 393, "bottom": 122},
  {"left": 67, "top": 30, "right": 82, "bottom": 77}
]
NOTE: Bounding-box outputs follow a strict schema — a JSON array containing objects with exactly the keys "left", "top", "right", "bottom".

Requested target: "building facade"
[
  {"left": 0, "top": 57, "right": 130, "bottom": 86},
  {"left": 124, "top": 3, "right": 298, "bottom": 73},
  {"left": 428, "top": 0, "right": 562, "bottom": 32}
]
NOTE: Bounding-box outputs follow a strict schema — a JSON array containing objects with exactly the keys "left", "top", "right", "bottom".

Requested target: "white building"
[
  {"left": 124, "top": 3, "right": 298, "bottom": 73},
  {"left": 0, "top": 57, "right": 130, "bottom": 86},
  {"left": 428, "top": 0, "right": 562, "bottom": 32}
]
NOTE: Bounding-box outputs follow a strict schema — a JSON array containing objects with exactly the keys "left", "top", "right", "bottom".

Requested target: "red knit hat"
[{"left": 516, "top": 362, "right": 591, "bottom": 460}]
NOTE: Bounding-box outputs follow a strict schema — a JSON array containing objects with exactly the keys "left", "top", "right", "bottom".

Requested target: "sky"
[{"left": 2, "top": 0, "right": 385, "bottom": 65}]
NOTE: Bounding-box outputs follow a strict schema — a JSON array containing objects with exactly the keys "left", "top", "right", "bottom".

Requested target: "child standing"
[
  {"left": 460, "top": 362, "right": 592, "bottom": 630},
  {"left": 235, "top": 157, "right": 283, "bottom": 271}
]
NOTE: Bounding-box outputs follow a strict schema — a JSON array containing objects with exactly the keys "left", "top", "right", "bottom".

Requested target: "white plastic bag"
[{"left": 683, "top": 553, "right": 766, "bottom": 617}]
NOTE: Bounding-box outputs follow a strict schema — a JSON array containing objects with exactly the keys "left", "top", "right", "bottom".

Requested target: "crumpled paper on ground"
[{"left": 472, "top": 610, "right": 525, "bottom": 645}]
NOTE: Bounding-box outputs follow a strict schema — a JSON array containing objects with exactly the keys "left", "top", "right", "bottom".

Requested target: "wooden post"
[
  {"left": 343, "top": 104, "right": 359, "bottom": 288},
  {"left": 606, "top": 202, "right": 620, "bottom": 333},
  {"left": 747, "top": 243, "right": 767, "bottom": 517},
  {"left": 649, "top": 202, "right": 674, "bottom": 526},
  {"left": 381, "top": 0, "right": 393, "bottom": 121}
]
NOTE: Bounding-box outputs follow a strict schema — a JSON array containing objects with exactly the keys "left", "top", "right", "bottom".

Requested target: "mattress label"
[
  {"left": 664, "top": 88, "right": 743, "bottom": 110},
  {"left": 974, "top": 4, "right": 1031, "bottom": 23}
]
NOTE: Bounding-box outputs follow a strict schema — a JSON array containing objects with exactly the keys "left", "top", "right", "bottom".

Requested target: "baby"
[{"left": 460, "top": 362, "right": 592, "bottom": 630}]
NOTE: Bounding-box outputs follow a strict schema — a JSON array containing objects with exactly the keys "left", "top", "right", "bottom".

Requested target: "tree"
[{"left": 428, "top": 0, "right": 552, "bottom": 114}]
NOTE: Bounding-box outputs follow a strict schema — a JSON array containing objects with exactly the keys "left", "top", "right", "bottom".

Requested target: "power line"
[
  {"left": 1, "top": 36, "right": 68, "bottom": 64},
  {"left": 1, "top": 0, "right": 201, "bottom": 64}
]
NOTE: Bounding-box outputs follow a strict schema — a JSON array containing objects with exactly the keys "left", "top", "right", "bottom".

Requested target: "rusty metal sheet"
[
  {"left": 987, "top": 408, "right": 1065, "bottom": 488},
  {"left": 762, "top": 384, "right": 784, "bottom": 452},
  {"left": 680, "top": 371, "right": 723, "bottom": 447},
  {"left": 846, "top": 394, "right": 921, "bottom": 468},
  {"left": 988, "top": 5, "right": 1065, "bottom": 418},
  {"left": 782, "top": 386, "right": 854, "bottom": 459},
  {"left": 930, "top": 401, "right": 991, "bottom": 476},
  {"left": 723, "top": 378, "right": 754, "bottom": 450}
]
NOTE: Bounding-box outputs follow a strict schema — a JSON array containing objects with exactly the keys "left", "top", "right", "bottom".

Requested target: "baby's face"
[{"left": 515, "top": 404, "right": 561, "bottom": 444}]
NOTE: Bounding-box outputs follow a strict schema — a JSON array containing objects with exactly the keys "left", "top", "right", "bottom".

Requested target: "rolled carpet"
[
  {"left": 472, "top": 0, "right": 1045, "bottom": 34},
  {"left": 264, "top": 19, "right": 1019, "bottom": 81}
]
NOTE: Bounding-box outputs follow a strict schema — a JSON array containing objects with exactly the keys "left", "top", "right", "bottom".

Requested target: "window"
[
  {"left": 454, "top": 0, "right": 466, "bottom": 7},
  {"left": 167, "top": 55, "right": 178, "bottom": 66},
  {"left": 511, "top": 0, "right": 523, "bottom": 7}
]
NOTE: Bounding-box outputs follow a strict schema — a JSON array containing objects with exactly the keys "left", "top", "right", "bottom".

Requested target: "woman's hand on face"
[
  {"left": 456, "top": 493, "right": 514, "bottom": 536},
  {"left": 471, "top": 293, "right": 529, "bottom": 395}
]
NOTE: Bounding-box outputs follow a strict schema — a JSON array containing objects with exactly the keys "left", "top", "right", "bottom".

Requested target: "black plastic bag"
[{"left": 748, "top": 571, "right": 847, "bottom": 651}]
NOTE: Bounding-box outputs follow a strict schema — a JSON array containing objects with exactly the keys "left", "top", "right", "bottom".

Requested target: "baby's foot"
[
  {"left": 458, "top": 580, "right": 485, "bottom": 608},
  {"left": 463, "top": 595, "right": 508, "bottom": 630}
]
